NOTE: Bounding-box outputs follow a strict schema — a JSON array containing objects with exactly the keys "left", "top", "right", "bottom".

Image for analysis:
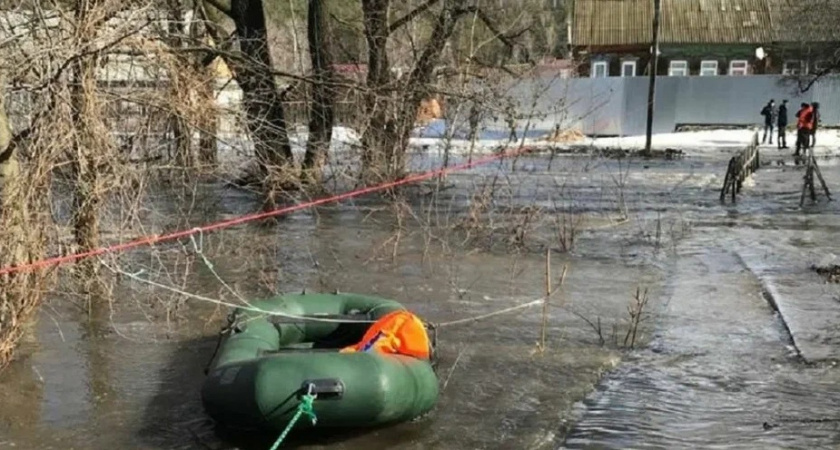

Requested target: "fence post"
[{"left": 800, "top": 146, "right": 833, "bottom": 206}]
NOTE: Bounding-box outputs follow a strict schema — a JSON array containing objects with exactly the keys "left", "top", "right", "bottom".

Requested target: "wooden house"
[{"left": 568, "top": 0, "right": 840, "bottom": 78}]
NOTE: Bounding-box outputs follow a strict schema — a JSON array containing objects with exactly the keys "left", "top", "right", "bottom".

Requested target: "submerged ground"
[{"left": 2, "top": 129, "right": 840, "bottom": 449}]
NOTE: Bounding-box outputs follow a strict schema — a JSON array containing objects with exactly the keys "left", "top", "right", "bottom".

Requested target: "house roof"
[
  {"left": 571, "top": 0, "right": 838, "bottom": 47},
  {"left": 572, "top": 0, "right": 654, "bottom": 47},
  {"left": 776, "top": 1, "right": 840, "bottom": 43}
]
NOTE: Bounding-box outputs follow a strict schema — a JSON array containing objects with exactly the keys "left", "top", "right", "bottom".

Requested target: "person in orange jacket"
[
  {"left": 795, "top": 102, "right": 813, "bottom": 157},
  {"left": 810, "top": 102, "right": 820, "bottom": 147}
]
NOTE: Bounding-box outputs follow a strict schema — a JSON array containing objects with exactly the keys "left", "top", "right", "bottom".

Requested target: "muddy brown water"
[{"left": 1, "top": 149, "right": 839, "bottom": 449}]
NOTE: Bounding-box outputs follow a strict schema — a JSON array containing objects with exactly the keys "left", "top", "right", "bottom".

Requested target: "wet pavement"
[
  {"left": 562, "top": 149, "right": 840, "bottom": 449},
  {"left": 562, "top": 238, "right": 840, "bottom": 449}
]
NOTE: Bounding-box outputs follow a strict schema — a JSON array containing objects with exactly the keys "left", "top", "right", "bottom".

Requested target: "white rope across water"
[
  {"left": 100, "top": 259, "right": 548, "bottom": 327},
  {"left": 434, "top": 299, "right": 545, "bottom": 328},
  {"left": 188, "top": 232, "right": 250, "bottom": 306},
  {"left": 101, "top": 261, "right": 376, "bottom": 324},
  {"left": 102, "top": 229, "right": 550, "bottom": 327}
]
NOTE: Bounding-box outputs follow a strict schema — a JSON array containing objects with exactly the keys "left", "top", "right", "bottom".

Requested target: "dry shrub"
[
  {"left": 0, "top": 2, "right": 229, "bottom": 367},
  {"left": 456, "top": 185, "right": 494, "bottom": 237},
  {"left": 569, "top": 286, "right": 651, "bottom": 350},
  {"left": 0, "top": 84, "right": 57, "bottom": 369}
]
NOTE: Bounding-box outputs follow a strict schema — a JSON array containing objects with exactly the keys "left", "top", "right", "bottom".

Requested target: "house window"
[
  {"left": 621, "top": 61, "right": 636, "bottom": 77},
  {"left": 783, "top": 60, "right": 803, "bottom": 75},
  {"left": 668, "top": 60, "right": 688, "bottom": 76},
  {"left": 591, "top": 61, "right": 608, "bottom": 78},
  {"left": 729, "top": 60, "right": 749, "bottom": 76},
  {"left": 813, "top": 60, "right": 829, "bottom": 74},
  {"left": 700, "top": 60, "right": 718, "bottom": 76}
]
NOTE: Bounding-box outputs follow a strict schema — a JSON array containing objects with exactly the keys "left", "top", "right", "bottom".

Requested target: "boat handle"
[{"left": 300, "top": 378, "right": 345, "bottom": 401}]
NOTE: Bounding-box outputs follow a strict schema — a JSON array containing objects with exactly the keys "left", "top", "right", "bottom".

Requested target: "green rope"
[{"left": 268, "top": 393, "right": 318, "bottom": 450}]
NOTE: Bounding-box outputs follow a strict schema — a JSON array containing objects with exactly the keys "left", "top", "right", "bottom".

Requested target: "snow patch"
[
  {"left": 407, "top": 128, "right": 840, "bottom": 158},
  {"left": 583, "top": 129, "right": 840, "bottom": 156},
  {"left": 214, "top": 127, "right": 840, "bottom": 179}
]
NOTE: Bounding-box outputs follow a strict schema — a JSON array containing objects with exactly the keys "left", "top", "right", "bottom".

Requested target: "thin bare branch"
[
  {"left": 388, "top": 0, "right": 441, "bottom": 34},
  {"left": 22, "top": 17, "right": 155, "bottom": 93},
  {"left": 476, "top": 7, "right": 535, "bottom": 65}
]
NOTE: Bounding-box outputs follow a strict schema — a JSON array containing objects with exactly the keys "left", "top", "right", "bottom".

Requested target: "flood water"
[
  {"left": 563, "top": 151, "right": 840, "bottom": 450},
  {"left": 2, "top": 145, "right": 840, "bottom": 449}
]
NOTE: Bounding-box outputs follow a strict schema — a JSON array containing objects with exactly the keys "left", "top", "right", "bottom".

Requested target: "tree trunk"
[
  {"left": 197, "top": 72, "right": 218, "bottom": 166},
  {"left": 302, "top": 0, "right": 335, "bottom": 187},
  {"left": 0, "top": 107, "right": 18, "bottom": 186},
  {"left": 0, "top": 84, "right": 25, "bottom": 369},
  {"left": 71, "top": 0, "right": 106, "bottom": 287},
  {"left": 170, "top": 115, "right": 193, "bottom": 169},
  {"left": 360, "top": 0, "right": 395, "bottom": 183},
  {"left": 175, "top": 0, "right": 219, "bottom": 168},
  {"left": 196, "top": 38, "right": 218, "bottom": 167},
  {"left": 229, "top": 0, "right": 295, "bottom": 190},
  {"left": 392, "top": 2, "right": 461, "bottom": 164},
  {"left": 168, "top": 0, "right": 196, "bottom": 171}
]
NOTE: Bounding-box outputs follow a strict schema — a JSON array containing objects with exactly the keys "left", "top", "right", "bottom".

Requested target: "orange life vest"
[{"left": 340, "top": 310, "right": 431, "bottom": 360}]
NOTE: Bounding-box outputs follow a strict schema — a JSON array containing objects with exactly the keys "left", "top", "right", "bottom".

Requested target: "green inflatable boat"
[{"left": 201, "top": 291, "right": 440, "bottom": 432}]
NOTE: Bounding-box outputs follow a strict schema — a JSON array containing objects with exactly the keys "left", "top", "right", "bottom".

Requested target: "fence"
[
  {"left": 8, "top": 73, "right": 840, "bottom": 143},
  {"left": 500, "top": 74, "right": 840, "bottom": 137},
  {"left": 720, "top": 131, "right": 760, "bottom": 204},
  {"left": 800, "top": 147, "right": 833, "bottom": 206}
]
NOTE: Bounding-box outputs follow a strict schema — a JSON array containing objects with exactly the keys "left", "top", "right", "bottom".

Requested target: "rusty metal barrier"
[
  {"left": 799, "top": 146, "right": 833, "bottom": 206},
  {"left": 720, "top": 131, "right": 760, "bottom": 203}
]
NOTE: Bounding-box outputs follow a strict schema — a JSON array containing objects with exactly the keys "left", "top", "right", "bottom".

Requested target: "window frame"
[
  {"left": 668, "top": 60, "right": 689, "bottom": 76},
  {"left": 728, "top": 60, "right": 749, "bottom": 76},
  {"left": 591, "top": 61, "right": 608, "bottom": 78},
  {"left": 813, "top": 60, "right": 829, "bottom": 74},
  {"left": 782, "top": 60, "right": 803, "bottom": 75},
  {"left": 699, "top": 60, "right": 719, "bottom": 76},
  {"left": 621, "top": 60, "right": 637, "bottom": 77}
]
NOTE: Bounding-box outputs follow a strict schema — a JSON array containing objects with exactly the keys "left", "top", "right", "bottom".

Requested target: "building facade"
[{"left": 569, "top": 0, "right": 839, "bottom": 78}]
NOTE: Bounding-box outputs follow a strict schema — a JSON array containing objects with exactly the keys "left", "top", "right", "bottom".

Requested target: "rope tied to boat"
[{"left": 268, "top": 384, "right": 318, "bottom": 450}]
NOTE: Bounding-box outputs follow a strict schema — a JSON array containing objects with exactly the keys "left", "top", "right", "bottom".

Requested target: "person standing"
[
  {"left": 777, "top": 99, "right": 788, "bottom": 149},
  {"left": 810, "top": 102, "right": 820, "bottom": 147},
  {"left": 760, "top": 99, "right": 776, "bottom": 145},
  {"left": 795, "top": 102, "right": 813, "bottom": 157}
]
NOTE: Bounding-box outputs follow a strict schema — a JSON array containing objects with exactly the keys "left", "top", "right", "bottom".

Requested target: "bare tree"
[
  {"left": 157, "top": 0, "right": 221, "bottom": 169},
  {"left": 359, "top": 0, "right": 470, "bottom": 183},
  {"left": 0, "top": 78, "right": 51, "bottom": 369},
  {"left": 165, "top": 0, "right": 196, "bottom": 169},
  {"left": 302, "top": 0, "right": 335, "bottom": 186},
  {"left": 0, "top": 0, "right": 235, "bottom": 366},
  {"left": 355, "top": 0, "right": 545, "bottom": 183},
  {"left": 71, "top": 0, "right": 115, "bottom": 288},
  {"left": 203, "top": 0, "right": 295, "bottom": 198}
]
